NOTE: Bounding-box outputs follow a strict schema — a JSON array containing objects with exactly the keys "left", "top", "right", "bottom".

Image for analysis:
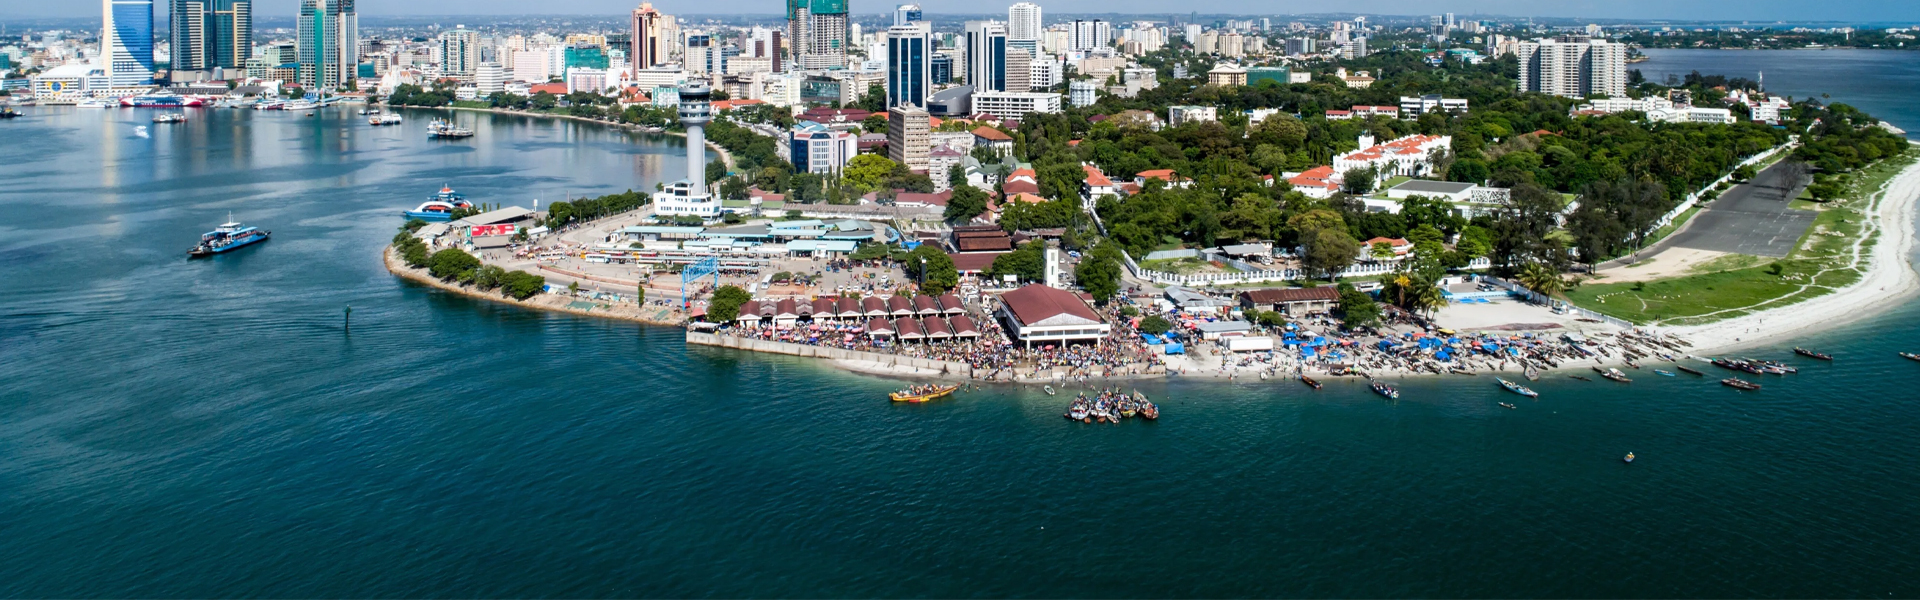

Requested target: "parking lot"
[{"left": 1668, "top": 161, "right": 1817, "bottom": 258}]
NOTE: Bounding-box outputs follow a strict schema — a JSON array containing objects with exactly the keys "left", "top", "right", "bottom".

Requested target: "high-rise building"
[
  {"left": 1516, "top": 37, "right": 1627, "bottom": 98},
  {"left": 102, "top": 0, "right": 156, "bottom": 87},
  {"left": 686, "top": 34, "right": 712, "bottom": 74},
  {"left": 887, "top": 105, "right": 930, "bottom": 173},
  {"left": 475, "top": 61, "right": 505, "bottom": 93},
  {"left": 963, "top": 20, "right": 1006, "bottom": 92},
  {"left": 885, "top": 23, "right": 930, "bottom": 108},
  {"left": 631, "top": 2, "right": 665, "bottom": 73},
  {"left": 788, "top": 0, "right": 849, "bottom": 70},
  {"left": 1004, "top": 48, "right": 1030, "bottom": 94},
  {"left": 437, "top": 28, "right": 479, "bottom": 76},
  {"left": 169, "top": 0, "right": 250, "bottom": 76},
  {"left": 1070, "top": 19, "right": 1110, "bottom": 51},
  {"left": 744, "top": 26, "right": 783, "bottom": 73},
  {"left": 893, "top": 3, "right": 922, "bottom": 26},
  {"left": 929, "top": 52, "right": 952, "bottom": 85},
  {"left": 1008, "top": 2, "right": 1042, "bottom": 42},
  {"left": 296, "top": 0, "right": 356, "bottom": 90},
  {"left": 1068, "top": 79, "right": 1096, "bottom": 107}
]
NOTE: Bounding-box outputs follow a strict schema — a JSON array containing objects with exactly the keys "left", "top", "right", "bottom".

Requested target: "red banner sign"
[{"left": 471, "top": 224, "right": 517, "bottom": 237}]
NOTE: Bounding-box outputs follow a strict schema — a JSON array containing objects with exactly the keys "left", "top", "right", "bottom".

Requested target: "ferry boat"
[
  {"left": 121, "top": 91, "right": 205, "bottom": 108},
  {"left": 890, "top": 384, "right": 958, "bottom": 403},
  {"left": 428, "top": 119, "right": 474, "bottom": 138},
  {"left": 369, "top": 113, "right": 403, "bottom": 126},
  {"left": 402, "top": 187, "right": 474, "bottom": 221},
  {"left": 1370, "top": 380, "right": 1399, "bottom": 400},
  {"left": 188, "top": 215, "right": 270, "bottom": 258},
  {"left": 0, "top": 106, "right": 19, "bottom": 119},
  {"left": 77, "top": 98, "right": 111, "bottom": 109},
  {"left": 152, "top": 112, "right": 187, "bottom": 123},
  {"left": 1497, "top": 378, "right": 1538, "bottom": 398}
]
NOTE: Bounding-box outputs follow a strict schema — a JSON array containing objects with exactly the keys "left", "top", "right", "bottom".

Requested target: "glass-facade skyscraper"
[
  {"left": 296, "top": 0, "right": 356, "bottom": 90},
  {"left": 103, "top": 0, "right": 156, "bottom": 86},
  {"left": 886, "top": 23, "right": 929, "bottom": 108},
  {"left": 170, "top": 0, "right": 251, "bottom": 75}
]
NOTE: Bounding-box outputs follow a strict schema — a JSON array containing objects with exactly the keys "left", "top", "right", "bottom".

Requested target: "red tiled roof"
[
  {"left": 866, "top": 318, "right": 895, "bottom": 334},
  {"left": 972, "top": 126, "right": 1013, "bottom": 142},
  {"left": 1083, "top": 165, "right": 1114, "bottom": 187},
  {"left": 957, "top": 236, "right": 1014, "bottom": 252},
  {"left": 529, "top": 83, "right": 568, "bottom": 95},
  {"left": 939, "top": 294, "right": 965, "bottom": 313},
  {"left": 949, "top": 314, "right": 980, "bottom": 335},
  {"left": 893, "top": 317, "right": 924, "bottom": 338},
  {"left": 887, "top": 295, "right": 913, "bottom": 315},
  {"left": 1135, "top": 169, "right": 1177, "bottom": 182},
  {"left": 922, "top": 316, "right": 953, "bottom": 337},
  {"left": 913, "top": 294, "right": 939, "bottom": 314},
  {"left": 1000, "top": 284, "right": 1102, "bottom": 326},
  {"left": 895, "top": 190, "right": 951, "bottom": 206}
]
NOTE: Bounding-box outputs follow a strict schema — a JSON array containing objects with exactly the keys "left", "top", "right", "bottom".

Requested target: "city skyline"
[{"left": 7, "top": 0, "right": 1920, "bottom": 23}]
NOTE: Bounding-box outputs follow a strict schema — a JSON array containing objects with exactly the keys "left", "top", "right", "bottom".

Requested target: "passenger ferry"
[
  {"left": 152, "top": 112, "right": 188, "bottom": 123},
  {"left": 120, "top": 91, "right": 205, "bottom": 108},
  {"left": 188, "top": 215, "right": 270, "bottom": 258},
  {"left": 402, "top": 187, "right": 474, "bottom": 221},
  {"left": 427, "top": 119, "right": 474, "bottom": 138},
  {"left": 369, "top": 113, "right": 404, "bottom": 126}
]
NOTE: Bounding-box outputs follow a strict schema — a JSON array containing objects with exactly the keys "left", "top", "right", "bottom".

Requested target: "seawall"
[
  {"left": 384, "top": 246, "right": 686, "bottom": 327},
  {"left": 685, "top": 331, "right": 975, "bottom": 377},
  {"left": 406, "top": 104, "right": 736, "bottom": 169}
]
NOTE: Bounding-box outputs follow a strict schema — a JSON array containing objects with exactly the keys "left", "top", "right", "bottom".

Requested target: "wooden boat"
[
  {"left": 1793, "top": 347, "right": 1833, "bottom": 361},
  {"left": 1623, "top": 452, "right": 1635, "bottom": 464},
  {"left": 1654, "top": 370, "right": 1676, "bottom": 377},
  {"left": 1299, "top": 375, "right": 1322, "bottom": 390},
  {"left": 1903, "top": 352, "right": 1920, "bottom": 362},
  {"left": 1451, "top": 367, "right": 1477, "bottom": 376},
  {"left": 890, "top": 384, "right": 960, "bottom": 403},
  {"left": 1676, "top": 365, "right": 1706, "bottom": 376},
  {"left": 1370, "top": 380, "right": 1400, "bottom": 400},
  {"left": 1721, "top": 378, "right": 1762, "bottom": 391},
  {"left": 1499, "top": 402, "right": 1517, "bottom": 409},
  {"left": 1497, "top": 378, "right": 1539, "bottom": 398},
  {"left": 1601, "top": 368, "right": 1632, "bottom": 383},
  {"left": 1134, "top": 391, "right": 1159, "bottom": 420},
  {"left": 1043, "top": 385, "right": 1056, "bottom": 396}
]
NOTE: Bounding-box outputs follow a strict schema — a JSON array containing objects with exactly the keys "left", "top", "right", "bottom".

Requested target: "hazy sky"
[{"left": 5, "top": 0, "right": 1917, "bottom": 22}]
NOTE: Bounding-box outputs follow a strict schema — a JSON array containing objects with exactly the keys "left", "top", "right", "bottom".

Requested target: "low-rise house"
[{"left": 1240, "top": 287, "right": 1339, "bottom": 316}]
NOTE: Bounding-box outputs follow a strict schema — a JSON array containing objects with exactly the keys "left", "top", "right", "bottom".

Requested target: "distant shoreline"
[{"left": 390, "top": 104, "right": 736, "bottom": 169}]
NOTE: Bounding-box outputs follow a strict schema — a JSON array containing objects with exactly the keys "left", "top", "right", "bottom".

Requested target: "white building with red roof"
[
  {"left": 1081, "top": 165, "right": 1116, "bottom": 210},
  {"left": 1285, "top": 166, "right": 1341, "bottom": 199},
  {"left": 1333, "top": 134, "right": 1452, "bottom": 179},
  {"left": 996, "top": 284, "right": 1111, "bottom": 347}
]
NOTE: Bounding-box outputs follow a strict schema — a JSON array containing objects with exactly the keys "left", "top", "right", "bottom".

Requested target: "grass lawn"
[
  {"left": 1140, "top": 257, "right": 1220, "bottom": 274},
  {"left": 1562, "top": 148, "right": 1916, "bottom": 325}
]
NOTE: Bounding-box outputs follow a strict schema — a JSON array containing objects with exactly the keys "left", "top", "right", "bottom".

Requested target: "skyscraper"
[
  {"left": 170, "top": 0, "right": 251, "bottom": 76},
  {"left": 1070, "top": 19, "right": 1110, "bottom": 52},
  {"left": 102, "top": 0, "right": 155, "bottom": 87},
  {"left": 631, "top": 2, "right": 665, "bottom": 74},
  {"left": 745, "top": 26, "right": 782, "bottom": 72},
  {"left": 1004, "top": 48, "right": 1030, "bottom": 93},
  {"left": 788, "top": 0, "right": 849, "bottom": 70},
  {"left": 887, "top": 105, "right": 930, "bottom": 173},
  {"left": 296, "top": 0, "right": 356, "bottom": 90},
  {"left": 893, "top": 3, "right": 921, "bottom": 27},
  {"left": 1516, "top": 37, "right": 1627, "bottom": 98},
  {"left": 885, "top": 23, "right": 929, "bottom": 108},
  {"left": 1008, "top": 2, "right": 1042, "bottom": 42},
  {"left": 963, "top": 20, "right": 1006, "bottom": 92},
  {"left": 437, "top": 27, "right": 479, "bottom": 76}
]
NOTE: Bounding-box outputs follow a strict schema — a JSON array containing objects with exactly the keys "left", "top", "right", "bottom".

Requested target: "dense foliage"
[
  {"left": 544, "top": 189, "right": 650, "bottom": 229},
  {"left": 706, "top": 285, "right": 752, "bottom": 322}
]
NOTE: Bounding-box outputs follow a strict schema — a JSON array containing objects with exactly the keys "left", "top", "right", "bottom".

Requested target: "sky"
[{"left": 2, "top": 0, "right": 1916, "bottom": 22}]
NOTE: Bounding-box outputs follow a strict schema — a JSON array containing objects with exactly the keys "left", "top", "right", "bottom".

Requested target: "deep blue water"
[
  {"left": 1638, "top": 48, "right": 1920, "bottom": 139},
  {"left": 1, "top": 101, "right": 1919, "bottom": 597}
]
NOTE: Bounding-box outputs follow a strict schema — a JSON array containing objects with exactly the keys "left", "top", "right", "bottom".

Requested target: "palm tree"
[{"left": 1517, "top": 262, "right": 1565, "bottom": 301}]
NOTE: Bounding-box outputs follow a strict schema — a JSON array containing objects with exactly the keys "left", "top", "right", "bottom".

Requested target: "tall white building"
[
  {"left": 1068, "top": 79, "right": 1097, "bottom": 107},
  {"left": 1008, "top": 2, "right": 1043, "bottom": 42},
  {"left": 1070, "top": 19, "right": 1110, "bottom": 51},
  {"left": 893, "top": 3, "right": 921, "bottom": 26},
  {"left": 438, "top": 27, "right": 479, "bottom": 76},
  {"left": 475, "top": 61, "right": 505, "bottom": 93},
  {"left": 1004, "top": 48, "right": 1031, "bottom": 94},
  {"left": 652, "top": 81, "right": 719, "bottom": 219},
  {"left": 1516, "top": 37, "right": 1628, "bottom": 98},
  {"left": 102, "top": 0, "right": 157, "bottom": 87}
]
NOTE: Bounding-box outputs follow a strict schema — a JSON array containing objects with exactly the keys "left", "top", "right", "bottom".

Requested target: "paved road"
[{"left": 1666, "top": 160, "right": 1815, "bottom": 258}]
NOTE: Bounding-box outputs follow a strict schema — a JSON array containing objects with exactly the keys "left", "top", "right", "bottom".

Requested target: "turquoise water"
[
  {"left": 1638, "top": 48, "right": 1920, "bottom": 139},
  {"left": 2, "top": 103, "right": 1920, "bottom": 597}
]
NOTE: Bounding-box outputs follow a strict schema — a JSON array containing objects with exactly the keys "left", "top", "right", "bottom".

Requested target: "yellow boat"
[{"left": 889, "top": 384, "right": 960, "bottom": 403}]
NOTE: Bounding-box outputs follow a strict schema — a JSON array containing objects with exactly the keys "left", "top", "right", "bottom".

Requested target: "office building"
[
  {"left": 102, "top": 0, "right": 156, "bottom": 87},
  {"left": 886, "top": 23, "right": 930, "bottom": 108},
  {"left": 887, "top": 105, "right": 931, "bottom": 173},
  {"left": 1070, "top": 19, "right": 1110, "bottom": 51},
  {"left": 964, "top": 20, "right": 1007, "bottom": 92},
  {"left": 1285, "top": 37, "right": 1314, "bottom": 56},
  {"left": 970, "top": 90, "right": 1061, "bottom": 115},
  {"left": 438, "top": 28, "right": 479, "bottom": 76},
  {"left": 929, "top": 53, "right": 952, "bottom": 84},
  {"left": 789, "top": 0, "right": 850, "bottom": 70},
  {"left": 1206, "top": 63, "right": 1245, "bottom": 86},
  {"left": 296, "top": 0, "right": 356, "bottom": 90},
  {"left": 1028, "top": 55, "right": 1059, "bottom": 90},
  {"left": 475, "top": 61, "right": 505, "bottom": 94},
  {"left": 1246, "top": 66, "right": 1288, "bottom": 87},
  {"left": 1516, "top": 37, "right": 1627, "bottom": 98},
  {"left": 169, "top": 0, "right": 251, "bottom": 76},
  {"left": 631, "top": 3, "right": 666, "bottom": 73},
  {"left": 686, "top": 34, "right": 712, "bottom": 74},
  {"left": 790, "top": 124, "right": 859, "bottom": 174},
  {"left": 1004, "top": 48, "right": 1031, "bottom": 94},
  {"left": 1008, "top": 2, "right": 1042, "bottom": 42},
  {"left": 744, "top": 27, "right": 783, "bottom": 73},
  {"left": 894, "top": 3, "right": 921, "bottom": 26}
]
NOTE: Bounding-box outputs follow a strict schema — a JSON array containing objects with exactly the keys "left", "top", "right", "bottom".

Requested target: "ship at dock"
[{"left": 402, "top": 187, "right": 475, "bottom": 221}]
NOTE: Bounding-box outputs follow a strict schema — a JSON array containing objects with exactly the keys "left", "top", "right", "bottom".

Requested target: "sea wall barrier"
[{"left": 686, "top": 331, "right": 974, "bottom": 376}]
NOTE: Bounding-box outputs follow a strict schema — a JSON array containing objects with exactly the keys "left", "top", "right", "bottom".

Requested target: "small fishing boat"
[
  {"left": 1721, "top": 378, "right": 1762, "bottom": 391},
  {"left": 1524, "top": 366, "right": 1540, "bottom": 381},
  {"left": 1043, "top": 385, "right": 1056, "bottom": 396},
  {"left": 1570, "top": 375, "right": 1593, "bottom": 382},
  {"left": 1134, "top": 391, "right": 1158, "bottom": 420},
  {"left": 151, "top": 112, "right": 187, "bottom": 123},
  {"left": 1601, "top": 368, "right": 1632, "bottom": 383},
  {"left": 1793, "top": 347, "right": 1833, "bottom": 361},
  {"left": 1623, "top": 452, "right": 1635, "bottom": 464},
  {"left": 1370, "top": 380, "right": 1399, "bottom": 400},
  {"left": 1654, "top": 370, "right": 1676, "bottom": 377},
  {"left": 1903, "top": 352, "right": 1920, "bottom": 362},
  {"left": 1451, "top": 367, "right": 1477, "bottom": 376},
  {"left": 1065, "top": 404, "right": 1090, "bottom": 420},
  {"left": 1497, "top": 378, "right": 1539, "bottom": 398},
  {"left": 1676, "top": 364, "right": 1705, "bottom": 376},
  {"left": 1299, "top": 375, "right": 1322, "bottom": 390},
  {"left": 0, "top": 106, "right": 20, "bottom": 119},
  {"left": 428, "top": 119, "right": 474, "bottom": 138},
  {"left": 889, "top": 384, "right": 959, "bottom": 403},
  {"left": 1499, "top": 402, "right": 1517, "bottom": 409}
]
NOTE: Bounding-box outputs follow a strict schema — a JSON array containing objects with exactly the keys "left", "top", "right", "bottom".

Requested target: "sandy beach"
[{"left": 1662, "top": 145, "right": 1920, "bottom": 354}]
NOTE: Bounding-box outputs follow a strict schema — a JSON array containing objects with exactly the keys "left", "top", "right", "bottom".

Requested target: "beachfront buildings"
[
  {"left": 1515, "top": 36, "right": 1627, "bottom": 98},
  {"left": 997, "top": 284, "right": 1111, "bottom": 348}
]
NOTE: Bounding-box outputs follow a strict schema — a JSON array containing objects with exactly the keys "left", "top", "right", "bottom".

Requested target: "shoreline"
[
  {"left": 1661, "top": 144, "right": 1920, "bottom": 355},
  {"left": 383, "top": 245, "right": 686, "bottom": 327},
  {"left": 399, "top": 104, "right": 736, "bottom": 169}
]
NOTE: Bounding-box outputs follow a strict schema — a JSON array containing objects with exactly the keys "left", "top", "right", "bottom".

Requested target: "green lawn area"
[
  {"left": 1563, "top": 148, "right": 1917, "bottom": 325},
  {"left": 1377, "top": 175, "right": 1412, "bottom": 190},
  {"left": 450, "top": 100, "right": 491, "bottom": 109}
]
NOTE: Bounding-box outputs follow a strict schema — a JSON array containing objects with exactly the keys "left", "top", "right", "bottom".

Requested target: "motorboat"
[
  {"left": 1623, "top": 452, "right": 1635, "bottom": 464},
  {"left": 428, "top": 119, "right": 474, "bottom": 138},
  {"left": 1497, "top": 378, "right": 1538, "bottom": 398},
  {"left": 1902, "top": 352, "right": 1920, "bottom": 362},
  {"left": 1370, "top": 380, "right": 1399, "bottom": 400},
  {"left": 890, "top": 384, "right": 959, "bottom": 403},
  {"left": 1043, "top": 385, "right": 1056, "bottom": 396},
  {"left": 401, "top": 187, "right": 474, "bottom": 221},
  {"left": 152, "top": 112, "right": 187, "bottom": 123},
  {"left": 1676, "top": 365, "right": 1706, "bottom": 376},
  {"left": 1721, "top": 378, "right": 1762, "bottom": 391},
  {"left": 369, "top": 113, "right": 404, "bottom": 126},
  {"left": 1498, "top": 402, "right": 1517, "bottom": 409},
  {"left": 1654, "top": 370, "right": 1676, "bottom": 377}
]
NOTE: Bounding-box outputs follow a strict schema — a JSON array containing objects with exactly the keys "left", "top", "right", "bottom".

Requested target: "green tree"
[
  {"left": 1337, "top": 286, "right": 1381, "bottom": 328},
  {"left": 706, "top": 285, "right": 753, "bottom": 322},
  {"left": 1137, "top": 314, "right": 1172, "bottom": 334},
  {"left": 1370, "top": 241, "right": 1396, "bottom": 260},
  {"left": 908, "top": 244, "right": 959, "bottom": 294},
  {"left": 1301, "top": 227, "right": 1361, "bottom": 279},
  {"left": 428, "top": 249, "right": 482, "bottom": 280},
  {"left": 843, "top": 154, "right": 899, "bottom": 192},
  {"left": 1341, "top": 168, "right": 1376, "bottom": 195},
  {"left": 944, "top": 185, "right": 990, "bottom": 223},
  {"left": 1075, "top": 242, "right": 1124, "bottom": 304},
  {"left": 500, "top": 271, "right": 546, "bottom": 299},
  {"left": 1516, "top": 262, "right": 1566, "bottom": 299},
  {"left": 988, "top": 240, "right": 1047, "bottom": 283}
]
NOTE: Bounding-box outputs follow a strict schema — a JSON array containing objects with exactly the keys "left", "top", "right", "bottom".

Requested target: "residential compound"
[{"left": 1514, "top": 36, "right": 1628, "bottom": 98}]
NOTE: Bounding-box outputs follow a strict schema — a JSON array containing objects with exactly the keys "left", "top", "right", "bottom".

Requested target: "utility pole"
[{"left": 344, "top": 306, "right": 352, "bottom": 334}]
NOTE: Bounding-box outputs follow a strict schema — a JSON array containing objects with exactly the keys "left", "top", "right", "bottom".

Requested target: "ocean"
[
  {"left": 1, "top": 83, "right": 1918, "bottom": 595},
  {"left": 1636, "top": 48, "right": 1920, "bottom": 138}
]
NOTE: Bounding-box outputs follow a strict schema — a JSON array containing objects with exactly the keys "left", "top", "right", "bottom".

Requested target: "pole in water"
[{"left": 344, "top": 306, "right": 352, "bottom": 334}]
